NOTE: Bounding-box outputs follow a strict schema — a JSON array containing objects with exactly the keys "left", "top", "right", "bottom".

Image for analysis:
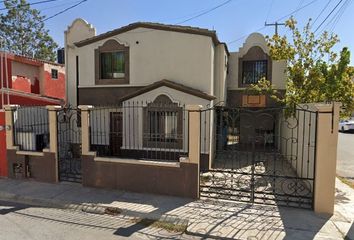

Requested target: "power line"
[
  {"left": 274, "top": 0, "right": 318, "bottom": 22},
  {"left": 314, "top": 0, "right": 343, "bottom": 33},
  {"left": 327, "top": 0, "right": 351, "bottom": 33},
  {"left": 120, "top": 0, "right": 234, "bottom": 35},
  {"left": 42, "top": 0, "right": 87, "bottom": 22},
  {"left": 228, "top": 0, "right": 319, "bottom": 44},
  {"left": 176, "top": 0, "right": 233, "bottom": 24},
  {"left": 312, "top": 0, "right": 332, "bottom": 26},
  {"left": 0, "top": 0, "right": 59, "bottom": 11},
  {"left": 38, "top": 0, "right": 82, "bottom": 11},
  {"left": 265, "top": 0, "right": 274, "bottom": 22}
]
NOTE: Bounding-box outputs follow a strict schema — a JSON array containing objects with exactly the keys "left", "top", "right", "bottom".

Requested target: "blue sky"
[{"left": 2, "top": 0, "right": 354, "bottom": 63}]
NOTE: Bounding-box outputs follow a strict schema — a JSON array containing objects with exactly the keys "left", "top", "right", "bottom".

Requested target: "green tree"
[
  {"left": 248, "top": 17, "right": 354, "bottom": 118},
  {"left": 0, "top": 0, "right": 58, "bottom": 61}
]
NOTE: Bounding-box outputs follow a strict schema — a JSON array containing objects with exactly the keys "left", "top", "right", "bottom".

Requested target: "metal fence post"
[
  {"left": 186, "top": 105, "right": 202, "bottom": 198},
  {"left": 78, "top": 105, "right": 93, "bottom": 156},
  {"left": 4, "top": 105, "right": 18, "bottom": 150},
  {"left": 313, "top": 102, "right": 341, "bottom": 214}
]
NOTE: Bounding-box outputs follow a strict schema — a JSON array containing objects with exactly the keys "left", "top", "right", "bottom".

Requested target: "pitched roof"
[
  {"left": 74, "top": 22, "right": 229, "bottom": 54},
  {"left": 119, "top": 79, "right": 216, "bottom": 102}
]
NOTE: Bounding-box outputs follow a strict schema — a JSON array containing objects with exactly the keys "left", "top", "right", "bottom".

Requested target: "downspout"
[{"left": 4, "top": 51, "right": 9, "bottom": 105}]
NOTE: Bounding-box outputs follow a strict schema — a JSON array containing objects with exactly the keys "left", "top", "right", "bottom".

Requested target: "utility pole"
[{"left": 265, "top": 21, "right": 285, "bottom": 36}]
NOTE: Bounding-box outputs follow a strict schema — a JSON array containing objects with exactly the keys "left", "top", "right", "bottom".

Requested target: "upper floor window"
[
  {"left": 51, "top": 69, "right": 58, "bottom": 79},
  {"left": 238, "top": 46, "right": 272, "bottom": 87},
  {"left": 100, "top": 51, "right": 125, "bottom": 79},
  {"left": 95, "top": 39, "right": 129, "bottom": 85},
  {"left": 242, "top": 60, "right": 267, "bottom": 84}
]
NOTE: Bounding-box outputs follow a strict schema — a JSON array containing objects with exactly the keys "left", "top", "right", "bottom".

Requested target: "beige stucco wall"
[
  {"left": 64, "top": 19, "right": 227, "bottom": 106},
  {"left": 214, "top": 44, "right": 228, "bottom": 104},
  {"left": 65, "top": 18, "right": 96, "bottom": 106},
  {"left": 227, "top": 32, "right": 286, "bottom": 90},
  {"left": 279, "top": 108, "right": 316, "bottom": 180},
  {"left": 77, "top": 28, "right": 214, "bottom": 92},
  {"left": 89, "top": 86, "right": 211, "bottom": 154},
  {"left": 11, "top": 61, "right": 39, "bottom": 85}
]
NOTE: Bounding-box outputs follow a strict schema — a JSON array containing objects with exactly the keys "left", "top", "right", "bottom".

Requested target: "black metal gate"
[
  {"left": 57, "top": 106, "right": 82, "bottom": 183},
  {"left": 200, "top": 106, "right": 317, "bottom": 209}
]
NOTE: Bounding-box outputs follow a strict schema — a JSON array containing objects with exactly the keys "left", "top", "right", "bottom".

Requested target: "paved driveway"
[{"left": 337, "top": 132, "right": 354, "bottom": 178}]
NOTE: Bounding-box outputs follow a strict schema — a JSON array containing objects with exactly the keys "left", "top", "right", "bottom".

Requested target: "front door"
[{"left": 110, "top": 112, "right": 123, "bottom": 156}]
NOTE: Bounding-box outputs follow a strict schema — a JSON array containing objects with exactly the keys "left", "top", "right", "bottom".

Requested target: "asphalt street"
[
  {"left": 0, "top": 200, "right": 183, "bottom": 240},
  {"left": 337, "top": 132, "right": 354, "bottom": 178}
]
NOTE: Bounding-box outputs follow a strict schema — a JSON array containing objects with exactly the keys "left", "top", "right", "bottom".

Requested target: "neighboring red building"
[
  {"left": 0, "top": 52, "right": 66, "bottom": 177},
  {"left": 0, "top": 52, "right": 65, "bottom": 108}
]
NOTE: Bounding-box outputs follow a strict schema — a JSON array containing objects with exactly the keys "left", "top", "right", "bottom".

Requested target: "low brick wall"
[
  {"left": 7, "top": 149, "right": 57, "bottom": 183},
  {"left": 82, "top": 155, "right": 199, "bottom": 199}
]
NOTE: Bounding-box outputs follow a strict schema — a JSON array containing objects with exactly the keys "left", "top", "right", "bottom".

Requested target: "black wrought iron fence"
[
  {"left": 13, "top": 106, "right": 49, "bottom": 151},
  {"left": 89, "top": 102, "right": 189, "bottom": 162},
  {"left": 199, "top": 105, "right": 318, "bottom": 209}
]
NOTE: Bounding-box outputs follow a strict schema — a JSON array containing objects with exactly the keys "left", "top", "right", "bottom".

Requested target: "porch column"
[
  {"left": 186, "top": 105, "right": 202, "bottom": 198},
  {"left": 4, "top": 105, "right": 18, "bottom": 150},
  {"left": 45, "top": 106, "right": 62, "bottom": 153},
  {"left": 313, "top": 102, "right": 340, "bottom": 214},
  {"left": 78, "top": 105, "right": 93, "bottom": 155}
]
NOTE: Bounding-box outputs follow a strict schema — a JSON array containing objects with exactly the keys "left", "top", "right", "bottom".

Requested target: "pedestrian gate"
[{"left": 57, "top": 107, "right": 82, "bottom": 183}]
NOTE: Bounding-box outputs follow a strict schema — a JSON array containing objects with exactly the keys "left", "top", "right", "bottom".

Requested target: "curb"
[
  {"left": 0, "top": 191, "right": 188, "bottom": 227},
  {"left": 0, "top": 191, "right": 109, "bottom": 215}
]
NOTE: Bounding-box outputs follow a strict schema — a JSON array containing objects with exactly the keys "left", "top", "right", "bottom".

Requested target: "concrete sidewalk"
[{"left": 0, "top": 178, "right": 353, "bottom": 240}]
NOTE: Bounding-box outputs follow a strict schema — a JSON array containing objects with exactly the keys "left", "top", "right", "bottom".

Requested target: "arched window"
[
  {"left": 238, "top": 46, "right": 272, "bottom": 87},
  {"left": 95, "top": 39, "right": 129, "bottom": 85},
  {"left": 143, "top": 95, "right": 182, "bottom": 149}
]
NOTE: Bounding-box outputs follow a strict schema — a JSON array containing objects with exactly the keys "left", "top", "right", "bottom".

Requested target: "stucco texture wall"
[
  {"left": 11, "top": 61, "right": 40, "bottom": 94},
  {"left": 42, "top": 64, "right": 65, "bottom": 100},
  {"left": 65, "top": 20, "right": 216, "bottom": 108},
  {"left": 77, "top": 28, "right": 214, "bottom": 92},
  {"left": 227, "top": 33, "right": 286, "bottom": 90}
]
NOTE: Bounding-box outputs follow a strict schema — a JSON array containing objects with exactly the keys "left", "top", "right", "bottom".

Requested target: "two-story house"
[
  {"left": 64, "top": 19, "right": 286, "bottom": 169},
  {"left": 65, "top": 19, "right": 228, "bottom": 108}
]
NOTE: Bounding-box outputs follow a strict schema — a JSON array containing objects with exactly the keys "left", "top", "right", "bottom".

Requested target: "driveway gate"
[
  {"left": 200, "top": 106, "right": 317, "bottom": 209},
  {"left": 57, "top": 106, "right": 82, "bottom": 183}
]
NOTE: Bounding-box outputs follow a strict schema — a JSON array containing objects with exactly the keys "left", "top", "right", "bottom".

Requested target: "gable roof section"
[
  {"left": 74, "top": 22, "right": 229, "bottom": 54},
  {"left": 120, "top": 79, "right": 216, "bottom": 102}
]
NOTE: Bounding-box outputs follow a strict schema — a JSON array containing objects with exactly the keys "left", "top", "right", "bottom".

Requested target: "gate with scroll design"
[
  {"left": 200, "top": 106, "right": 317, "bottom": 209},
  {"left": 57, "top": 107, "right": 82, "bottom": 183}
]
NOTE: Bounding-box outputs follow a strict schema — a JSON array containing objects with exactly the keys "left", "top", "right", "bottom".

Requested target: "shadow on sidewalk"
[
  {"left": 0, "top": 200, "right": 28, "bottom": 215},
  {"left": 345, "top": 222, "right": 354, "bottom": 240},
  {"left": 0, "top": 178, "right": 336, "bottom": 239},
  {"left": 181, "top": 199, "right": 331, "bottom": 240}
]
